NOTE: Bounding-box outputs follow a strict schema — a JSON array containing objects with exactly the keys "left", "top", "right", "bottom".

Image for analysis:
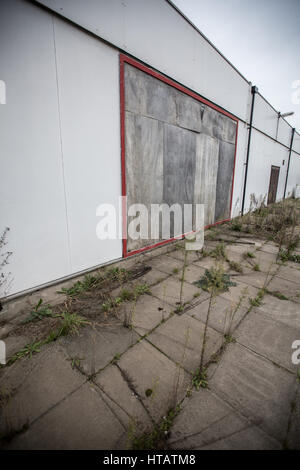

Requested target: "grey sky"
[{"left": 172, "top": 0, "right": 300, "bottom": 131}]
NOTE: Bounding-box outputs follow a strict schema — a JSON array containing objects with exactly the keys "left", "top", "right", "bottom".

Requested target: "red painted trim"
[{"left": 119, "top": 53, "right": 238, "bottom": 258}]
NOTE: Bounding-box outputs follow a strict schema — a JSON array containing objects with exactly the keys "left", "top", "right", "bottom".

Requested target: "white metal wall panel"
[
  {"left": 0, "top": 0, "right": 70, "bottom": 296},
  {"left": 277, "top": 118, "right": 292, "bottom": 148},
  {"left": 293, "top": 132, "right": 300, "bottom": 154},
  {"left": 53, "top": 17, "right": 122, "bottom": 272},
  {"left": 286, "top": 152, "right": 300, "bottom": 197},
  {"left": 36, "top": 0, "right": 250, "bottom": 121},
  {"left": 244, "top": 129, "right": 289, "bottom": 212},
  {"left": 252, "top": 94, "right": 278, "bottom": 139}
]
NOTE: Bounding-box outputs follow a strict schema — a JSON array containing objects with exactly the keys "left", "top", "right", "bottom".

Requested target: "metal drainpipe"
[
  {"left": 241, "top": 85, "right": 258, "bottom": 215},
  {"left": 283, "top": 127, "right": 295, "bottom": 199}
]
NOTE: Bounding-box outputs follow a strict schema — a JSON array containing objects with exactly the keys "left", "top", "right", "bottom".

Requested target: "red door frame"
[{"left": 120, "top": 53, "right": 239, "bottom": 258}]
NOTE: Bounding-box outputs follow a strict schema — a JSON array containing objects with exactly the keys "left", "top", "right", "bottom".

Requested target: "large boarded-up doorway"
[
  {"left": 267, "top": 165, "right": 280, "bottom": 205},
  {"left": 120, "top": 55, "right": 238, "bottom": 256}
]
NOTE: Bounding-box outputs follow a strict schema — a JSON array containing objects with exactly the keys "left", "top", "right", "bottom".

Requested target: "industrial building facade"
[{"left": 1, "top": 0, "right": 300, "bottom": 299}]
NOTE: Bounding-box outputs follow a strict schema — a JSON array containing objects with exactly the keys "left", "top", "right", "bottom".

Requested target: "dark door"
[{"left": 267, "top": 165, "right": 280, "bottom": 204}]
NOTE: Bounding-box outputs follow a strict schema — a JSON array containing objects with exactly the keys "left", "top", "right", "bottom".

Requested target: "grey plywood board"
[
  {"left": 175, "top": 90, "right": 203, "bottom": 132},
  {"left": 194, "top": 133, "right": 219, "bottom": 226},
  {"left": 202, "top": 106, "right": 237, "bottom": 144},
  {"left": 125, "top": 111, "right": 164, "bottom": 252},
  {"left": 215, "top": 141, "right": 236, "bottom": 222},
  {"left": 125, "top": 64, "right": 176, "bottom": 125},
  {"left": 163, "top": 123, "right": 196, "bottom": 206}
]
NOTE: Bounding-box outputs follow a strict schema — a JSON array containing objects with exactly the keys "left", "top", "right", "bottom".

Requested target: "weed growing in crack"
[
  {"left": 249, "top": 288, "right": 266, "bottom": 307},
  {"left": 8, "top": 340, "right": 44, "bottom": 365},
  {"left": 267, "top": 290, "right": 289, "bottom": 300},
  {"left": 59, "top": 274, "right": 98, "bottom": 296},
  {"left": 192, "top": 368, "right": 208, "bottom": 390},
  {"left": 194, "top": 267, "right": 236, "bottom": 293},
  {"left": 194, "top": 264, "right": 236, "bottom": 381},
  {"left": 22, "top": 299, "right": 53, "bottom": 323},
  {"left": 224, "top": 287, "right": 248, "bottom": 339},
  {"left": 210, "top": 242, "right": 227, "bottom": 261},
  {"left": 179, "top": 249, "right": 188, "bottom": 308},
  {"left": 129, "top": 405, "right": 181, "bottom": 450},
  {"left": 54, "top": 312, "right": 89, "bottom": 336},
  {"left": 228, "top": 260, "right": 243, "bottom": 273},
  {"left": 172, "top": 327, "right": 190, "bottom": 408}
]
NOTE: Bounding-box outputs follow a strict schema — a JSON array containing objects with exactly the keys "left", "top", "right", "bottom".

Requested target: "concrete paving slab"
[
  {"left": 234, "top": 271, "right": 274, "bottom": 289},
  {"left": 210, "top": 342, "right": 296, "bottom": 442},
  {"left": 146, "top": 254, "right": 185, "bottom": 276},
  {"left": 118, "top": 294, "right": 172, "bottom": 336},
  {"left": 267, "top": 276, "right": 300, "bottom": 303},
  {"left": 193, "top": 256, "right": 225, "bottom": 270},
  {"left": 0, "top": 345, "right": 85, "bottom": 442},
  {"left": 174, "top": 264, "right": 206, "bottom": 285},
  {"left": 0, "top": 323, "right": 14, "bottom": 340},
  {"left": 131, "top": 267, "right": 169, "bottom": 287},
  {"left": 227, "top": 243, "right": 257, "bottom": 255},
  {"left": 147, "top": 314, "right": 223, "bottom": 373},
  {"left": 188, "top": 296, "right": 247, "bottom": 335},
  {"left": 117, "top": 340, "right": 191, "bottom": 422},
  {"left": 150, "top": 276, "right": 202, "bottom": 308},
  {"left": 198, "top": 425, "right": 281, "bottom": 450},
  {"left": 286, "top": 384, "right": 300, "bottom": 450},
  {"left": 60, "top": 324, "right": 138, "bottom": 376},
  {"left": 219, "top": 280, "right": 259, "bottom": 308},
  {"left": 285, "top": 260, "right": 300, "bottom": 271},
  {"left": 254, "top": 294, "right": 300, "bottom": 331},
  {"left": 94, "top": 364, "right": 152, "bottom": 434},
  {"left": 169, "top": 388, "right": 280, "bottom": 450},
  {"left": 259, "top": 244, "right": 279, "bottom": 255},
  {"left": 6, "top": 383, "right": 125, "bottom": 449},
  {"left": 4, "top": 335, "right": 31, "bottom": 361},
  {"left": 277, "top": 265, "right": 300, "bottom": 284},
  {"left": 235, "top": 311, "right": 299, "bottom": 372},
  {"left": 245, "top": 250, "right": 278, "bottom": 273},
  {"left": 167, "top": 249, "right": 201, "bottom": 264}
]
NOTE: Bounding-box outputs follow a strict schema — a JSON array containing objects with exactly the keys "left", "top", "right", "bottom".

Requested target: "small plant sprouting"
[
  {"left": 279, "top": 250, "right": 300, "bottom": 264},
  {"left": 9, "top": 341, "right": 43, "bottom": 365},
  {"left": 267, "top": 290, "right": 288, "bottom": 301},
  {"left": 195, "top": 264, "right": 236, "bottom": 381},
  {"left": 249, "top": 288, "right": 265, "bottom": 307},
  {"left": 192, "top": 368, "right": 208, "bottom": 390},
  {"left": 179, "top": 249, "right": 188, "bottom": 308},
  {"left": 210, "top": 243, "right": 227, "bottom": 261},
  {"left": 59, "top": 274, "right": 98, "bottom": 297},
  {"left": 194, "top": 267, "right": 236, "bottom": 293},
  {"left": 253, "top": 263, "right": 260, "bottom": 271},
  {"left": 112, "top": 353, "right": 121, "bottom": 363},
  {"left": 224, "top": 287, "right": 248, "bottom": 339},
  {"left": 231, "top": 220, "right": 242, "bottom": 232},
  {"left": 55, "top": 311, "right": 89, "bottom": 336},
  {"left": 129, "top": 405, "right": 181, "bottom": 450},
  {"left": 22, "top": 299, "right": 53, "bottom": 323},
  {"left": 228, "top": 260, "right": 243, "bottom": 273}
]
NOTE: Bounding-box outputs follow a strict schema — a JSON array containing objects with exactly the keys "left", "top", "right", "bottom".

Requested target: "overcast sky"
[{"left": 172, "top": 0, "right": 300, "bottom": 132}]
